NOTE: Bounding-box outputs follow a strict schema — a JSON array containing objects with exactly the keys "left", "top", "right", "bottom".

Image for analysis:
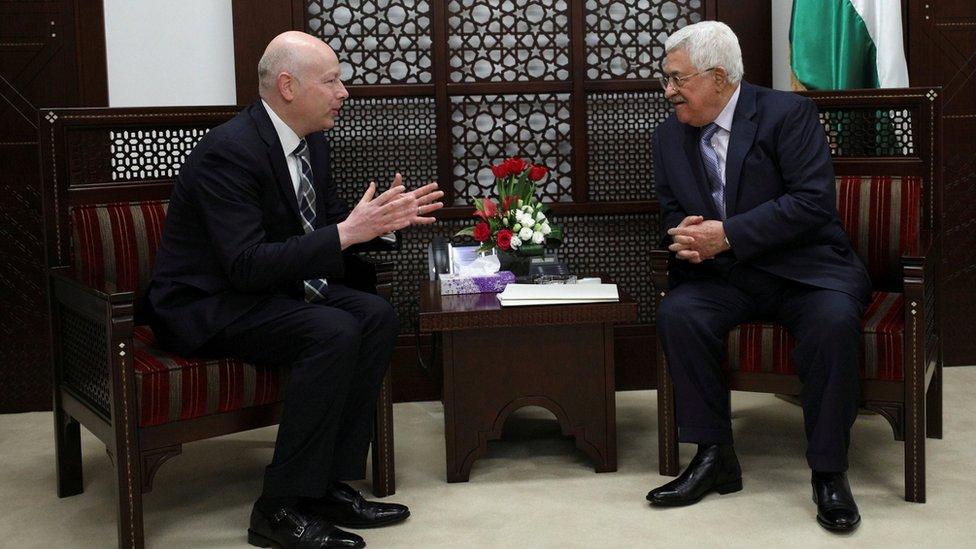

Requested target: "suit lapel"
[
  {"left": 724, "top": 82, "right": 758, "bottom": 217},
  {"left": 251, "top": 102, "right": 301, "bottom": 223}
]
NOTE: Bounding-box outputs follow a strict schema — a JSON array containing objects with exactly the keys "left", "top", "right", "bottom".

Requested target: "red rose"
[
  {"left": 490, "top": 163, "right": 509, "bottom": 178},
  {"left": 527, "top": 164, "right": 548, "bottom": 181},
  {"left": 505, "top": 156, "right": 527, "bottom": 175},
  {"left": 496, "top": 229, "right": 513, "bottom": 251},
  {"left": 473, "top": 222, "right": 490, "bottom": 242}
]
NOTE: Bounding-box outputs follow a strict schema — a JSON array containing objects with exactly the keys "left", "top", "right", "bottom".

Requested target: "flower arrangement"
[{"left": 456, "top": 156, "right": 563, "bottom": 257}]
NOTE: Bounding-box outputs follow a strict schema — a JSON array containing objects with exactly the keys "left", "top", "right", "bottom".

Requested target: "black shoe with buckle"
[
  {"left": 304, "top": 482, "right": 410, "bottom": 529},
  {"left": 812, "top": 471, "right": 861, "bottom": 533},
  {"left": 248, "top": 499, "right": 365, "bottom": 548},
  {"left": 646, "top": 444, "right": 743, "bottom": 506}
]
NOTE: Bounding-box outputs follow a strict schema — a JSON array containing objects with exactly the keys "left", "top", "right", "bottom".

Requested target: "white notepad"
[{"left": 497, "top": 283, "right": 619, "bottom": 306}]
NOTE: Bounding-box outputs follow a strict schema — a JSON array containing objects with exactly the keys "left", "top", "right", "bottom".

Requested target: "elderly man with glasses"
[{"left": 647, "top": 21, "right": 869, "bottom": 533}]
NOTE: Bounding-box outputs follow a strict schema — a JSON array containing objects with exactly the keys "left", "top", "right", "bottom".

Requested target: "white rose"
[
  {"left": 519, "top": 227, "right": 534, "bottom": 241},
  {"left": 510, "top": 236, "right": 522, "bottom": 249},
  {"left": 532, "top": 231, "right": 545, "bottom": 244},
  {"left": 541, "top": 223, "right": 551, "bottom": 235}
]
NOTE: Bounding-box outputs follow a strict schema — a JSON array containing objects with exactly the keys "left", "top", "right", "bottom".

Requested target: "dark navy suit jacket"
[
  {"left": 147, "top": 101, "right": 390, "bottom": 355},
  {"left": 653, "top": 81, "right": 871, "bottom": 302}
]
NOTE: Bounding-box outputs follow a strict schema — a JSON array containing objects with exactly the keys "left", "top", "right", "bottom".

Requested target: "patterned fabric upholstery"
[
  {"left": 71, "top": 200, "right": 168, "bottom": 294},
  {"left": 724, "top": 292, "right": 905, "bottom": 381},
  {"left": 132, "top": 326, "right": 285, "bottom": 427},
  {"left": 70, "top": 201, "right": 286, "bottom": 427},
  {"left": 836, "top": 175, "right": 921, "bottom": 290},
  {"left": 721, "top": 175, "right": 920, "bottom": 383}
]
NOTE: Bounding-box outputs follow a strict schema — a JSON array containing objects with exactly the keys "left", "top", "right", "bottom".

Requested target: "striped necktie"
[
  {"left": 293, "top": 139, "right": 328, "bottom": 302},
  {"left": 699, "top": 122, "right": 726, "bottom": 219}
]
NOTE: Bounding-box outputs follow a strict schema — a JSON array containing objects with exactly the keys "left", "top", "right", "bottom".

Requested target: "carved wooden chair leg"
[
  {"left": 904, "top": 378, "right": 926, "bottom": 503},
  {"left": 110, "top": 446, "right": 145, "bottom": 549},
  {"left": 370, "top": 369, "right": 396, "bottom": 497},
  {"left": 54, "top": 409, "right": 84, "bottom": 497},
  {"left": 657, "top": 349, "right": 679, "bottom": 477}
]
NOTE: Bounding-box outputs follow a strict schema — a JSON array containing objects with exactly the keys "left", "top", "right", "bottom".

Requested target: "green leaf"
[
  {"left": 518, "top": 243, "right": 545, "bottom": 256},
  {"left": 455, "top": 226, "right": 475, "bottom": 237}
]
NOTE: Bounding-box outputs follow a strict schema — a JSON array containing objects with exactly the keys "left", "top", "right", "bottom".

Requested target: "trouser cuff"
[{"left": 678, "top": 425, "right": 734, "bottom": 446}]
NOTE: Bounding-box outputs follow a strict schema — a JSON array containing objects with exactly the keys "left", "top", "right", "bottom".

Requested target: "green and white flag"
[{"left": 790, "top": 0, "right": 909, "bottom": 90}]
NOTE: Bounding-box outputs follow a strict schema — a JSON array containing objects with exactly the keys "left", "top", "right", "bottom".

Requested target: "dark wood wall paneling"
[
  {"left": 907, "top": 0, "right": 976, "bottom": 366},
  {"left": 231, "top": 0, "right": 773, "bottom": 401},
  {"left": 0, "top": 0, "right": 107, "bottom": 412}
]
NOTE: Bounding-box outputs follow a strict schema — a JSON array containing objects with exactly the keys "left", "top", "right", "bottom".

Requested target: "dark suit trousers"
[
  {"left": 656, "top": 265, "right": 864, "bottom": 472},
  {"left": 200, "top": 284, "right": 399, "bottom": 498}
]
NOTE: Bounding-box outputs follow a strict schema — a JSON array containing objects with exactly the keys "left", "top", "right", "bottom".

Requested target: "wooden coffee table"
[{"left": 419, "top": 282, "right": 638, "bottom": 482}]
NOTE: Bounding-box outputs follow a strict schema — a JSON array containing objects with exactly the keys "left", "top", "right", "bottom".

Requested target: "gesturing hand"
[
  {"left": 667, "top": 215, "right": 730, "bottom": 263},
  {"left": 337, "top": 173, "right": 444, "bottom": 249}
]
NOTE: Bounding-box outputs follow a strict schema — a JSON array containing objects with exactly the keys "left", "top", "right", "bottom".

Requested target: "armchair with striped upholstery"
[
  {"left": 41, "top": 108, "right": 397, "bottom": 549},
  {"left": 652, "top": 88, "right": 943, "bottom": 503}
]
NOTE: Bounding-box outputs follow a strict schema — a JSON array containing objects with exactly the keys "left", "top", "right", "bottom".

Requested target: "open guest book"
[{"left": 496, "top": 283, "right": 619, "bottom": 307}]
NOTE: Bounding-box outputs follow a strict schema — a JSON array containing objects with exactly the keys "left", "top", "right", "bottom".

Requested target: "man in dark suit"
[
  {"left": 147, "top": 31, "right": 444, "bottom": 548},
  {"left": 645, "top": 21, "right": 869, "bottom": 532}
]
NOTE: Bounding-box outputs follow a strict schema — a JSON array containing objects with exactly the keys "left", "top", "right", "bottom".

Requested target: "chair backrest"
[
  {"left": 69, "top": 200, "right": 169, "bottom": 296},
  {"left": 835, "top": 175, "right": 921, "bottom": 291},
  {"left": 39, "top": 107, "right": 239, "bottom": 301},
  {"left": 800, "top": 88, "right": 942, "bottom": 293}
]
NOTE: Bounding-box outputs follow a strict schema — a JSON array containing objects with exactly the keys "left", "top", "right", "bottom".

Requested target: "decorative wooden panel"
[
  {"left": 446, "top": 0, "right": 571, "bottom": 82},
  {"left": 449, "top": 93, "right": 573, "bottom": 204},
  {"left": 306, "top": 0, "right": 434, "bottom": 85},
  {"left": 1, "top": 0, "right": 107, "bottom": 412},
  {"left": 327, "top": 96, "right": 438, "bottom": 205},
  {"left": 584, "top": 0, "right": 703, "bottom": 80},
  {"left": 586, "top": 91, "right": 671, "bottom": 202},
  {"left": 908, "top": 0, "right": 976, "bottom": 365}
]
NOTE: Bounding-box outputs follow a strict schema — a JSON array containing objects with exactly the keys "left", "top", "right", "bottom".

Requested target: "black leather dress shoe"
[
  {"left": 646, "top": 444, "right": 742, "bottom": 506},
  {"left": 248, "top": 500, "right": 365, "bottom": 548},
  {"left": 304, "top": 482, "right": 410, "bottom": 529},
  {"left": 812, "top": 472, "right": 861, "bottom": 532}
]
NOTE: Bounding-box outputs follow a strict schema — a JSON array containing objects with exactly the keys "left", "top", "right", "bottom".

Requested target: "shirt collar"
[
  {"left": 262, "top": 99, "right": 302, "bottom": 157},
  {"left": 712, "top": 83, "right": 741, "bottom": 133}
]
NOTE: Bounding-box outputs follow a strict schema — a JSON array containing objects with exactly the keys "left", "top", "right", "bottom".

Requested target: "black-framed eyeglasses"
[{"left": 658, "top": 67, "right": 717, "bottom": 90}]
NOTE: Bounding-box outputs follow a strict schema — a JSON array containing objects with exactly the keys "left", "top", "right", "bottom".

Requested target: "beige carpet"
[{"left": 2, "top": 368, "right": 975, "bottom": 548}]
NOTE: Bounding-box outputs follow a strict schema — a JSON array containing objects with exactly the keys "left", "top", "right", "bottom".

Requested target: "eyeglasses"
[{"left": 658, "top": 67, "right": 716, "bottom": 90}]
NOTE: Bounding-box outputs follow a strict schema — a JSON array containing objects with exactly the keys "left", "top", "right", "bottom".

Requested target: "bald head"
[
  {"left": 256, "top": 31, "right": 348, "bottom": 136},
  {"left": 258, "top": 31, "right": 337, "bottom": 98}
]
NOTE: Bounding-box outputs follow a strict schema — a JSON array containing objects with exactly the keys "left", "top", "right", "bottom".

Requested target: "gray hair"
[
  {"left": 664, "top": 21, "right": 744, "bottom": 85},
  {"left": 257, "top": 45, "right": 304, "bottom": 96}
]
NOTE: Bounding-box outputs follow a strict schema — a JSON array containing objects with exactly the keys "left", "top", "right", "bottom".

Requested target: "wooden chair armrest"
[
  {"left": 50, "top": 266, "right": 135, "bottom": 322},
  {"left": 650, "top": 249, "right": 670, "bottom": 301}
]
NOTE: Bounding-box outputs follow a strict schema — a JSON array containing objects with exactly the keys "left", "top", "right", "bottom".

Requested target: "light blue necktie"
[
  {"left": 699, "top": 123, "right": 726, "bottom": 219},
  {"left": 293, "top": 139, "right": 328, "bottom": 302}
]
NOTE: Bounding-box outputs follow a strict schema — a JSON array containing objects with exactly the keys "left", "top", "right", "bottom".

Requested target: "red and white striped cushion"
[
  {"left": 70, "top": 200, "right": 168, "bottom": 294},
  {"left": 836, "top": 175, "right": 921, "bottom": 290},
  {"left": 70, "top": 201, "right": 287, "bottom": 427},
  {"left": 724, "top": 291, "right": 905, "bottom": 381},
  {"left": 132, "top": 326, "right": 286, "bottom": 427}
]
